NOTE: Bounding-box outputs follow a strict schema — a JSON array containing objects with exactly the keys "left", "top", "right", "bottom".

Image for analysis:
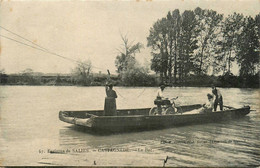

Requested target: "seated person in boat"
[
  {"left": 212, "top": 85, "right": 223, "bottom": 111},
  {"left": 153, "top": 84, "right": 178, "bottom": 115},
  {"left": 185, "top": 94, "right": 214, "bottom": 114},
  {"left": 104, "top": 83, "right": 117, "bottom": 116},
  {"left": 199, "top": 93, "right": 214, "bottom": 113},
  {"left": 154, "top": 84, "right": 166, "bottom": 115}
]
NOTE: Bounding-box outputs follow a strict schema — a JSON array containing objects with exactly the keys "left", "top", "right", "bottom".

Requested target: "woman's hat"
[
  {"left": 108, "top": 83, "right": 113, "bottom": 87},
  {"left": 207, "top": 93, "right": 213, "bottom": 99}
]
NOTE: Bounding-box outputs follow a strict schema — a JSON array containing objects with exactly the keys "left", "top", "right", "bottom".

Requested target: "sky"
[{"left": 0, "top": 0, "right": 259, "bottom": 75}]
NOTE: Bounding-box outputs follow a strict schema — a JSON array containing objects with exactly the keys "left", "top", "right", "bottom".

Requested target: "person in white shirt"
[
  {"left": 185, "top": 93, "right": 214, "bottom": 114},
  {"left": 199, "top": 93, "right": 214, "bottom": 113},
  {"left": 156, "top": 84, "right": 165, "bottom": 99},
  {"left": 155, "top": 84, "right": 166, "bottom": 114}
]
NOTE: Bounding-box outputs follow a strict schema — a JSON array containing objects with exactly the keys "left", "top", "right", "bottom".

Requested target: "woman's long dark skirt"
[{"left": 104, "top": 97, "right": 117, "bottom": 116}]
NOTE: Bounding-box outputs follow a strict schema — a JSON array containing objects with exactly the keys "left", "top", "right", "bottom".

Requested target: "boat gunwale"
[
  {"left": 59, "top": 104, "right": 204, "bottom": 113},
  {"left": 59, "top": 105, "right": 250, "bottom": 119}
]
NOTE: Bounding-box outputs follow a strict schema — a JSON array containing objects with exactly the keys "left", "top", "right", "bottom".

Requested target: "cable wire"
[
  {"left": 0, "top": 31, "right": 115, "bottom": 73},
  {"left": 0, "top": 25, "right": 49, "bottom": 52}
]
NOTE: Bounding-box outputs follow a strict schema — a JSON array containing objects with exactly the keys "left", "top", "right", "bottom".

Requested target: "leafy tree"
[
  {"left": 255, "top": 13, "right": 260, "bottom": 74},
  {"left": 193, "top": 7, "right": 223, "bottom": 75},
  {"left": 115, "top": 34, "right": 144, "bottom": 74},
  {"left": 255, "top": 13, "right": 260, "bottom": 39},
  {"left": 219, "top": 13, "right": 244, "bottom": 74},
  {"left": 148, "top": 11, "right": 183, "bottom": 84},
  {"left": 237, "top": 16, "right": 259, "bottom": 76},
  {"left": 166, "top": 9, "right": 181, "bottom": 84},
  {"left": 178, "top": 10, "right": 198, "bottom": 83},
  {"left": 211, "top": 36, "right": 226, "bottom": 75},
  {"left": 71, "top": 60, "right": 93, "bottom": 85},
  {"left": 121, "top": 61, "right": 155, "bottom": 86},
  {"left": 147, "top": 18, "right": 170, "bottom": 83},
  {"left": 148, "top": 8, "right": 223, "bottom": 83}
]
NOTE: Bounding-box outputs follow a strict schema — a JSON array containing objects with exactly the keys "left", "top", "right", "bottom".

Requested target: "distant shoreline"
[
  {"left": 0, "top": 82, "right": 259, "bottom": 89},
  {"left": 0, "top": 73, "right": 259, "bottom": 88}
]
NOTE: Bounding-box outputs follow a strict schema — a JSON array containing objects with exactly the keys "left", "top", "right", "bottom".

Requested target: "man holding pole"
[{"left": 212, "top": 85, "right": 223, "bottom": 111}]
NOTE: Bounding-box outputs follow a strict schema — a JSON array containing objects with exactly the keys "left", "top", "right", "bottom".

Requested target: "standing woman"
[{"left": 104, "top": 83, "right": 118, "bottom": 116}]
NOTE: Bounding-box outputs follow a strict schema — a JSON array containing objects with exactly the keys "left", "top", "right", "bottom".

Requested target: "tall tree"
[
  {"left": 178, "top": 10, "right": 198, "bottom": 83},
  {"left": 255, "top": 13, "right": 260, "bottom": 39},
  {"left": 147, "top": 18, "right": 170, "bottom": 83},
  {"left": 255, "top": 13, "right": 260, "bottom": 74},
  {"left": 166, "top": 9, "right": 181, "bottom": 84},
  {"left": 220, "top": 13, "right": 244, "bottom": 75},
  {"left": 193, "top": 7, "right": 223, "bottom": 75},
  {"left": 148, "top": 9, "right": 199, "bottom": 84},
  {"left": 237, "top": 16, "right": 259, "bottom": 76}
]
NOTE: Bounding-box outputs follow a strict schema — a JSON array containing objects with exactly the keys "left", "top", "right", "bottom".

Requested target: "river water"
[{"left": 0, "top": 86, "right": 259, "bottom": 166}]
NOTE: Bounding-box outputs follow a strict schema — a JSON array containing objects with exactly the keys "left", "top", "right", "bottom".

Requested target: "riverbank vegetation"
[
  {"left": 0, "top": 69, "right": 258, "bottom": 88},
  {"left": 0, "top": 7, "right": 259, "bottom": 88}
]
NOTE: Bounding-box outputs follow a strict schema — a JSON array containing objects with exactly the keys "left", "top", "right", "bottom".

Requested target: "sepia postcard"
[{"left": 0, "top": 0, "right": 259, "bottom": 167}]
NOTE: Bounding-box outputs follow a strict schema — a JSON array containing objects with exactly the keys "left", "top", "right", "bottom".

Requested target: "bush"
[{"left": 121, "top": 65, "right": 156, "bottom": 86}]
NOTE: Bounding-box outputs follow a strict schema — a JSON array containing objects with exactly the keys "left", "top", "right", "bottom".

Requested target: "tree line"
[
  {"left": 146, "top": 7, "right": 259, "bottom": 85},
  {"left": 0, "top": 68, "right": 120, "bottom": 86}
]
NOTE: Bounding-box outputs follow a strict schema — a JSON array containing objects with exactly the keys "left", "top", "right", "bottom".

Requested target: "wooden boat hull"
[{"left": 59, "top": 104, "right": 250, "bottom": 132}]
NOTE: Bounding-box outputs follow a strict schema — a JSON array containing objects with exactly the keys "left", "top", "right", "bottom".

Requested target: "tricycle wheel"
[
  {"left": 149, "top": 107, "right": 158, "bottom": 115},
  {"left": 165, "top": 107, "right": 176, "bottom": 114}
]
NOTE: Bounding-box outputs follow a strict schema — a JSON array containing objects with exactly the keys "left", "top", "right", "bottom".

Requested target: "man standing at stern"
[{"left": 212, "top": 85, "right": 223, "bottom": 111}]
